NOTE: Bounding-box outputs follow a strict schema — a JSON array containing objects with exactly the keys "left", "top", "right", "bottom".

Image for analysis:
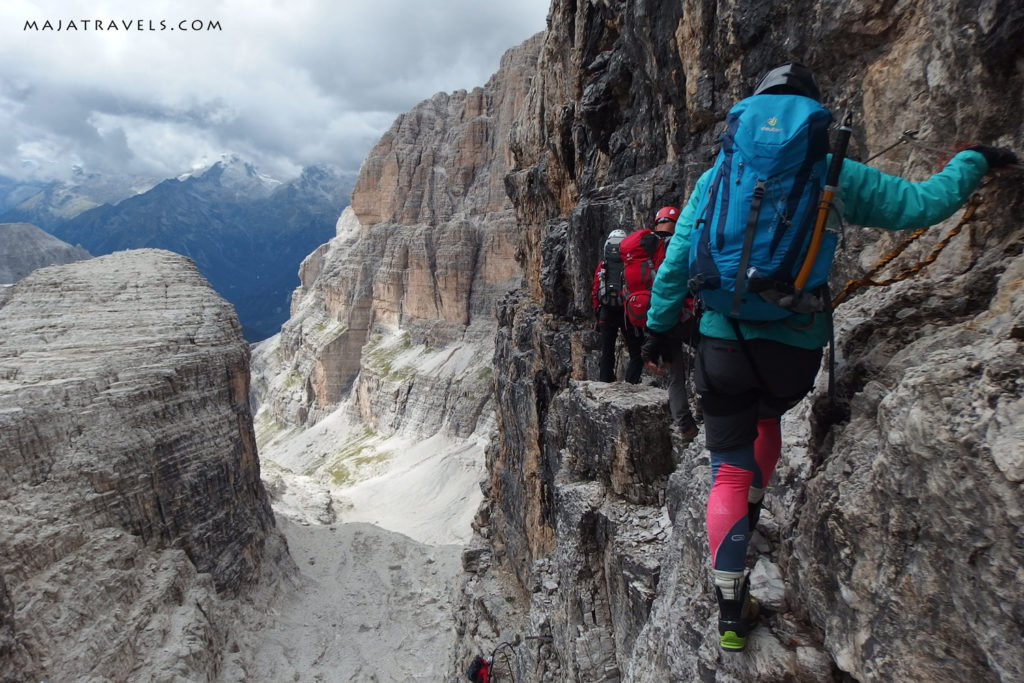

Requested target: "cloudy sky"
[{"left": 0, "top": 0, "right": 550, "bottom": 183}]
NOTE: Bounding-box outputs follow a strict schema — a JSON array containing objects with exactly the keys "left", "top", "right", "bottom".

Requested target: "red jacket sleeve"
[{"left": 592, "top": 261, "right": 603, "bottom": 310}]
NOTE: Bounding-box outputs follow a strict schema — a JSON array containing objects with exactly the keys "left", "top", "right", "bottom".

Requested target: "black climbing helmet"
[{"left": 753, "top": 62, "right": 821, "bottom": 101}]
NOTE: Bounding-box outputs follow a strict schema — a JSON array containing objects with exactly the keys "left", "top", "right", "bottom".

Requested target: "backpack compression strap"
[{"left": 730, "top": 180, "right": 766, "bottom": 317}]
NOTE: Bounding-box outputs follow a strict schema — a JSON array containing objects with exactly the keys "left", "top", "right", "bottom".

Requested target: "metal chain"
[{"left": 831, "top": 194, "right": 983, "bottom": 307}]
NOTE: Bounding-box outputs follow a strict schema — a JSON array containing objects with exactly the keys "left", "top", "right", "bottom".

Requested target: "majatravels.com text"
[{"left": 24, "top": 19, "right": 222, "bottom": 32}]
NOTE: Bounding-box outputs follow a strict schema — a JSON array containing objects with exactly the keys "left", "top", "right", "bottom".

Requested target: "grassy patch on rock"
[{"left": 327, "top": 427, "right": 394, "bottom": 486}]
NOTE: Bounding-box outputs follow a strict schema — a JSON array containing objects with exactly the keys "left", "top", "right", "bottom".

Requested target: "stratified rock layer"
[
  {"left": 0, "top": 250, "right": 280, "bottom": 682},
  {"left": 253, "top": 36, "right": 541, "bottom": 431}
]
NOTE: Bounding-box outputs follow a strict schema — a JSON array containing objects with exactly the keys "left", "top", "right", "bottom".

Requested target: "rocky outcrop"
[
  {"left": 0, "top": 250, "right": 285, "bottom": 682},
  {"left": 0, "top": 222, "right": 90, "bottom": 283},
  {"left": 252, "top": 35, "right": 541, "bottom": 432},
  {"left": 454, "top": 1, "right": 1024, "bottom": 681}
]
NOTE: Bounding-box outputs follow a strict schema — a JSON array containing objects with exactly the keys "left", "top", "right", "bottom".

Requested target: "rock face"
[
  {"left": 453, "top": 1, "right": 1024, "bottom": 681},
  {"left": 252, "top": 35, "right": 541, "bottom": 431},
  {"left": 0, "top": 250, "right": 283, "bottom": 682},
  {"left": 240, "top": 37, "right": 547, "bottom": 682},
  {"left": 0, "top": 222, "right": 91, "bottom": 283}
]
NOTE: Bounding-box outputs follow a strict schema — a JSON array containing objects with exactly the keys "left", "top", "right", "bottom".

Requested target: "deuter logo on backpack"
[{"left": 688, "top": 93, "right": 838, "bottom": 320}]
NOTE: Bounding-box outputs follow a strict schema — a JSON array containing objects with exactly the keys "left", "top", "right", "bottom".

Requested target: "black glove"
[
  {"left": 642, "top": 327, "right": 669, "bottom": 365},
  {"left": 968, "top": 145, "right": 1019, "bottom": 170}
]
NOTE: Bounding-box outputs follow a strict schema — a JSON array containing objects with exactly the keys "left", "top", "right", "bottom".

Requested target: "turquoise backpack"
[{"left": 688, "top": 94, "right": 835, "bottom": 320}]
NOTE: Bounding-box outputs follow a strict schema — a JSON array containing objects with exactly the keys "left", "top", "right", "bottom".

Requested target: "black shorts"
[{"left": 694, "top": 336, "right": 822, "bottom": 450}]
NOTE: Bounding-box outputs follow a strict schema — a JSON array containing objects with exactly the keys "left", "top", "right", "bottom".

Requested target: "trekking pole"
[
  {"left": 865, "top": 129, "right": 919, "bottom": 163},
  {"left": 794, "top": 111, "right": 854, "bottom": 293}
]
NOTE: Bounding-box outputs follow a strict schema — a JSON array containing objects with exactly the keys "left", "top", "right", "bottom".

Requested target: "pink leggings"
[{"left": 706, "top": 418, "right": 782, "bottom": 572}]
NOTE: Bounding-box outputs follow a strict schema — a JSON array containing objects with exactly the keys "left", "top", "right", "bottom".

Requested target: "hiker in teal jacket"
[{"left": 644, "top": 62, "right": 1019, "bottom": 653}]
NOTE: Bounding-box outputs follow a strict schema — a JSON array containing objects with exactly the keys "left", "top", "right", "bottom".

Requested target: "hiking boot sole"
[{"left": 719, "top": 629, "right": 748, "bottom": 652}]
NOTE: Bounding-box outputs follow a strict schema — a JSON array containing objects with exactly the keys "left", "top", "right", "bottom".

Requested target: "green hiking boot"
[{"left": 716, "top": 580, "right": 759, "bottom": 652}]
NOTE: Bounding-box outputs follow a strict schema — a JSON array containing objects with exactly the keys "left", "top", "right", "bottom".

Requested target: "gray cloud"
[{"left": 0, "top": 0, "right": 549, "bottom": 182}]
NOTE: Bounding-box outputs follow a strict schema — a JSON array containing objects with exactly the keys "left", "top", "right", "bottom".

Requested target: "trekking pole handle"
[{"left": 826, "top": 112, "right": 854, "bottom": 187}]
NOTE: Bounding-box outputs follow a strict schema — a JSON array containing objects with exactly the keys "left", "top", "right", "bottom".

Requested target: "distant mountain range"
[
  {"left": 1, "top": 157, "right": 354, "bottom": 341},
  {"left": 0, "top": 177, "right": 51, "bottom": 217},
  {"left": 0, "top": 167, "right": 160, "bottom": 229}
]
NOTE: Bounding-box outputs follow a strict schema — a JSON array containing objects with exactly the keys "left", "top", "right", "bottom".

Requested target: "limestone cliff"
[
  {"left": 453, "top": 1, "right": 1024, "bottom": 681},
  {"left": 0, "top": 250, "right": 286, "bottom": 682},
  {"left": 251, "top": 36, "right": 540, "bottom": 450}
]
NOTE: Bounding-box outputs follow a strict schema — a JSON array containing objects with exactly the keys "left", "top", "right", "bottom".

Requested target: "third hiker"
[{"left": 592, "top": 228, "right": 642, "bottom": 383}]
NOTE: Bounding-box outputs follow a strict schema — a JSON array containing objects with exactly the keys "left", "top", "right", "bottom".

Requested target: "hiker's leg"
[
  {"left": 623, "top": 319, "right": 644, "bottom": 384},
  {"left": 748, "top": 418, "right": 781, "bottom": 529},
  {"left": 752, "top": 418, "right": 781, "bottom": 485},
  {"left": 598, "top": 307, "right": 619, "bottom": 382},
  {"left": 695, "top": 337, "right": 760, "bottom": 448},
  {"left": 715, "top": 338, "right": 819, "bottom": 533},
  {"left": 695, "top": 335, "right": 771, "bottom": 651},
  {"left": 707, "top": 443, "right": 756, "bottom": 573},
  {"left": 665, "top": 340, "right": 694, "bottom": 429},
  {"left": 695, "top": 336, "right": 760, "bottom": 573},
  {"left": 705, "top": 419, "right": 761, "bottom": 647},
  {"left": 747, "top": 339, "right": 823, "bottom": 514}
]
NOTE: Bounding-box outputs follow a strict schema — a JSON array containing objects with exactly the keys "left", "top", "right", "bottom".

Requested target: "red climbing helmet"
[
  {"left": 466, "top": 655, "right": 489, "bottom": 682},
  {"left": 654, "top": 206, "right": 679, "bottom": 225}
]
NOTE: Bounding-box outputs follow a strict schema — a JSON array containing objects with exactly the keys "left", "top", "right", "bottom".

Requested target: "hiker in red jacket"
[{"left": 466, "top": 655, "right": 489, "bottom": 682}]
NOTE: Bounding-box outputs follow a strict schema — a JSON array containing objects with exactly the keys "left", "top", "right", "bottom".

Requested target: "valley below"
[
  {"left": 225, "top": 517, "right": 463, "bottom": 682},
  {"left": 224, "top": 402, "right": 487, "bottom": 681}
]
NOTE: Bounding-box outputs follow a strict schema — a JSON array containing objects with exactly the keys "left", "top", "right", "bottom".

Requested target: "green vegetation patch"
[
  {"left": 280, "top": 369, "right": 305, "bottom": 390},
  {"left": 363, "top": 331, "right": 418, "bottom": 381},
  {"left": 254, "top": 417, "right": 290, "bottom": 450},
  {"left": 314, "top": 319, "right": 348, "bottom": 342},
  {"left": 326, "top": 427, "right": 394, "bottom": 486}
]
